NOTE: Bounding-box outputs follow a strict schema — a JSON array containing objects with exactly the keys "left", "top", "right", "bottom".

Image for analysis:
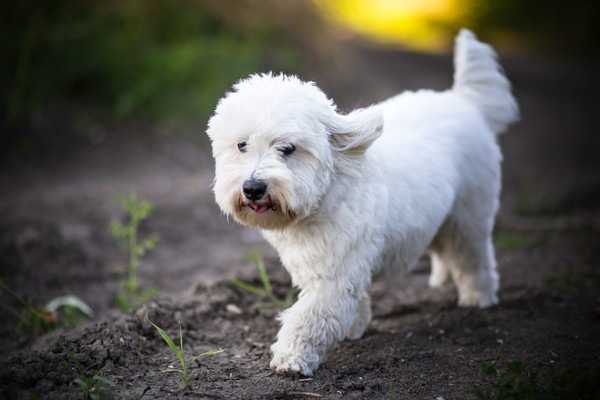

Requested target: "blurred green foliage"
[
  {"left": 0, "top": 277, "right": 94, "bottom": 334},
  {"left": 476, "top": 360, "right": 600, "bottom": 400},
  {"left": 469, "top": 0, "right": 600, "bottom": 56},
  {"left": 2, "top": 0, "right": 597, "bottom": 135},
  {"left": 0, "top": 0, "right": 298, "bottom": 129}
]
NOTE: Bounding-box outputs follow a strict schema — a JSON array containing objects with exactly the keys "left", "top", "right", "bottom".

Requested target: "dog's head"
[{"left": 207, "top": 73, "right": 383, "bottom": 230}]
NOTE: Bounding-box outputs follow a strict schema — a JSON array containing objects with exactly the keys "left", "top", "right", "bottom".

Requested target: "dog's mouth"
[
  {"left": 248, "top": 202, "right": 270, "bottom": 214},
  {"left": 241, "top": 195, "right": 278, "bottom": 214},
  {"left": 235, "top": 193, "right": 298, "bottom": 229}
]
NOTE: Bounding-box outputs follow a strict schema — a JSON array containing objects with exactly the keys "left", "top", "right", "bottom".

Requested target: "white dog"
[{"left": 206, "top": 29, "right": 518, "bottom": 376}]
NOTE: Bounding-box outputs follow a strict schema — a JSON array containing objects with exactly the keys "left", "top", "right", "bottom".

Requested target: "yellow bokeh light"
[{"left": 313, "top": 0, "right": 468, "bottom": 52}]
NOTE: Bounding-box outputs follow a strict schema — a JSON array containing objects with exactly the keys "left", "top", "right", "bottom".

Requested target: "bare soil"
[{"left": 1, "top": 47, "right": 599, "bottom": 399}]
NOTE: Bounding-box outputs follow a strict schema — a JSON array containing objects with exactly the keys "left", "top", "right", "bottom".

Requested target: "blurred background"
[
  {"left": 0, "top": 0, "right": 599, "bottom": 321},
  {"left": 1, "top": 0, "right": 598, "bottom": 146}
]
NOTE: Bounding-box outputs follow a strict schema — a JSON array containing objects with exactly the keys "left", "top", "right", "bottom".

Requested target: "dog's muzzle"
[
  {"left": 243, "top": 179, "right": 267, "bottom": 201},
  {"left": 242, "top": 179, "right": 272, "bottom": 214}
]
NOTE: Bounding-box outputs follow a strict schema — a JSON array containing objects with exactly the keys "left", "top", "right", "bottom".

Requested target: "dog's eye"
[
  {"left": 237, "top": 141, "right": 247, "bottom": 153},
  {"left": 279, "top": 144, "right": 296, "bottom": 156}
]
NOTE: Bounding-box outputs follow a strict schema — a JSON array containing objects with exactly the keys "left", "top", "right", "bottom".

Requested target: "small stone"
[{"left": 226, "top": 304, "right": 243, "bottom": 315}]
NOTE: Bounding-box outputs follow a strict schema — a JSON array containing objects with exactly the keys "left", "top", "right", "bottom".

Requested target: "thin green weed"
[
  {"left": 229, "top": 251, "right": 296, "bottom": 309},
  {"left": 148, "top": 318, "right": 224, "bottom": 389},
  {"left": 60, "top": 343, "right": 115, "bottom": 400},
  {"left": 110, "top": 193, "right": 160, "bottom": 312}
]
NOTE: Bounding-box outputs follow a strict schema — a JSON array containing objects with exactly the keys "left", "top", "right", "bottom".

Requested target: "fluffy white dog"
[{"left": 206, "top": 29, "right": 519, "bottom": 376}]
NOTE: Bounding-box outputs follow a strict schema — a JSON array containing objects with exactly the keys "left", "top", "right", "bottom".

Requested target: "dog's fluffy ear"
[{"left": 326, "top": 107, "right": 383, "bottom": 156}]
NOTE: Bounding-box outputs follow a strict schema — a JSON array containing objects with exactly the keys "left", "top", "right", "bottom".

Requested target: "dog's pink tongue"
[{"left": 249, "top": 203, "right": 269, "bottom": 213}]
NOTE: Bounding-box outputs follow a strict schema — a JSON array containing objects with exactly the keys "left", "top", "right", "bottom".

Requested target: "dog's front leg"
[{"left": 269, "top": 282, "right": 361, "bottom": 376}]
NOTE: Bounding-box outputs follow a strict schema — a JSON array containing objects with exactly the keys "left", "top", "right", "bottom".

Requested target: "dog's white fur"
[{"left": 206, "top": 30, "right": 519, "bottom": 376}]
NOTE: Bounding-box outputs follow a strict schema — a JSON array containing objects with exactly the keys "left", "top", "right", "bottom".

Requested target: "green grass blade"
[
  {"left": 257, "top": 257, "right": 273, "bottom": 295},
  {"left": 283, "top": 290, "right": 297, "bottom": 309},
  {"left": 179, "top": 322, "right": 184, "bottom": 362},
  {"left": 92, "top": 375, "right": 115, "bottom": 387},
  {"left": 190, "top": 348, "right": 225, "bottom": 363},
  {"left": 229, "top": 278, "right": 267, "bottom": 298},
  {"left": 72, "top": 378, "right": 87, "bottom": 388},
  {"left": 147, "top": 319, "right": 185, "bottom": 369},
  {"left": 162, "top": 368, "right": 185, "bottom": 374},
  {"left": 59, "top": 343, "right": 85, "bottom": 375}
]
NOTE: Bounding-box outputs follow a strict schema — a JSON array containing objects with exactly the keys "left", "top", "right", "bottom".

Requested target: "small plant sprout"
[
  {"left": 147, "top": 318, "right": 224, "bottom": 389},
  {"left": 109, "top": 193, "right": 160, "bottom": 312},
  {"left": 60, "top": 343, "right": 115, "bottom": 400},
  {"left": 0, "top": 278, "right": 93, "bottom": 333},
  {"left": 229, "top": 251, "right": 296, "bottom": 309}
]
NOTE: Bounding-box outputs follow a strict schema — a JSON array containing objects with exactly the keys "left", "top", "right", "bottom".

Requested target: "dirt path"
[{"left": 0, "top": 47, "right": 599, "bottom": 399}]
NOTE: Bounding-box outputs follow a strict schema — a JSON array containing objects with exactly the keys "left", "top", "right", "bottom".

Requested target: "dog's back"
[{"left": 365, "top": 30, "right": 519, "bottom": 280}]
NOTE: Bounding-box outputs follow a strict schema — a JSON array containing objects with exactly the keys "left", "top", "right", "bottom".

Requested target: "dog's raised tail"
[{"left": 452, "top": 29, "right": 519, "bottom": 134}]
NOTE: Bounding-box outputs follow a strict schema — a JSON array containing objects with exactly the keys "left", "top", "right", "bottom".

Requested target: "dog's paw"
[
  {"left": 270, "top": 339, "right": 320, "bottom": 376},
  {"left": 270, "top": 353, "right": 314, "bottom": 376},
  {"left": 458, "top": 291, "right": 498, "bottom": 308},
  {"left": 428, "top": 272, "right": 451, "bottom": 288}
]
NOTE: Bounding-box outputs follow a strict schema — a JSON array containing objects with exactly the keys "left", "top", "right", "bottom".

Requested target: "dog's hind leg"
[
  {"left": 449, "top": 235, "right": 499, "bottom": 307},
  {"left": 430, "top": 210, "right": 499, "bottom": 308},
  {"left": 428, "top": 251, "right": 452, "bottom": 288},
  {"left": 346, "top": 292, "right": 372, "bottom": 340}
]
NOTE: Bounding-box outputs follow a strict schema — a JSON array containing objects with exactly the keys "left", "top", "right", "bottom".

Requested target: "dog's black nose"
[{"left": 243, "top": 179, "right": 267, "bottom": 201}]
